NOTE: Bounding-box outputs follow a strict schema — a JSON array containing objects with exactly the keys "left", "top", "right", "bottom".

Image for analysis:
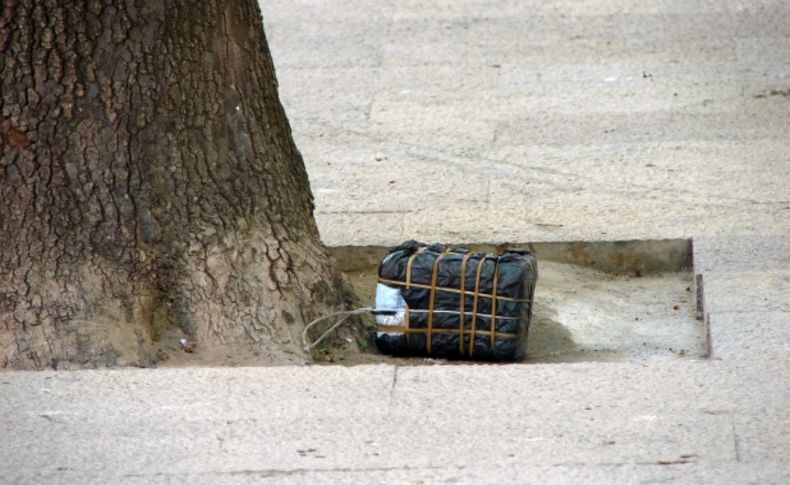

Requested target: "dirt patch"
[
  {"left": 319, "top": 260, "right": 704, "bottom": 366},
  {"left": 156, "top": 240, "right": 705, "bottom": 367},
  {"left": 753, "top": 88, "right": 790, "bottom": 99}
]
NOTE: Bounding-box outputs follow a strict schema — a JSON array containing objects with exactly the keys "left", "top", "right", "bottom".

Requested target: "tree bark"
[{"left": 0, "top": 0, "right": 349, "bottom": 369}]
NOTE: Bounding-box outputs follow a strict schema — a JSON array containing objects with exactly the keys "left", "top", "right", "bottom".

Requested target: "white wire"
[{"left": 301, "top": 307, "right": 372, "bottom": 352}]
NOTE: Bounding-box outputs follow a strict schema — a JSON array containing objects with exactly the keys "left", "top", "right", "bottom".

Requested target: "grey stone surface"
[
  {"left": 694, "top": 235, "right": 790, "bottom": 273},
  {"left": 262, "top": 0, "right": 790, "bottom": 247},
  {"left": 1, "top": 361, "right": 788, "bottom": 482},
  {"left": 15, "top": 462, "right": 790, "bottom": 484},
  {"left": 3, "top": 0, "right": 790, "bottom": 483},
  {"left": 701, "top": 272, "right": 790, "bottom": 314},
  {"left": 709, "top": 312, "right": 790, "bottom": 360}
]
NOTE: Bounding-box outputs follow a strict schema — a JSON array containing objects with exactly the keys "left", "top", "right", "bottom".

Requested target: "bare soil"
[{"left": 154, "top": 257, "right": 703, "bottom": 367}]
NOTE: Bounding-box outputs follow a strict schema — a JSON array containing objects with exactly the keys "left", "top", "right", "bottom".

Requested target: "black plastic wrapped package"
[{"left": 374, "top": 241, "right": 538, "bottom": 361}]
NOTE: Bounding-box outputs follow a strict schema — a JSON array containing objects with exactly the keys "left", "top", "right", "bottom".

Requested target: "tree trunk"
[{"left": 0, "top": 0, "right": 350, "bottom": 369}]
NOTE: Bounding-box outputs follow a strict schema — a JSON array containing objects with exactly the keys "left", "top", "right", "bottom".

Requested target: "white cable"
[{"left": 301, "top": 307, "right": 372, "bottom": 352}]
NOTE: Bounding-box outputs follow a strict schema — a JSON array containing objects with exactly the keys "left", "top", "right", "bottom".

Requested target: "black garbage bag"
[{"left": 374, "top": 241, "right": 538, "bottom": 361}]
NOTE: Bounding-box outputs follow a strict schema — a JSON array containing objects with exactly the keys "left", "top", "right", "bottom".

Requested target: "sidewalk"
[{"left": 1, "top": 1, "right": 788, "bottom": 482}]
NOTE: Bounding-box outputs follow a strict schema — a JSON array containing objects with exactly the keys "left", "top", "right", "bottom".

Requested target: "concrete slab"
[
  {"left": 0, "top": 366, "right": 396, "bottom": 420},
  {"left": 263, "top": 16, "right": 388, "bottom": 69},
  {"left": 15, "top": 462, "right": 790, "bottom": 484},
  {"left": 694, "top": 235, "right": 790, "bottom": 273},
  {"left": 388, "top": 0, "right": 786, "bottom": 19},
  {"left": 274, "top": 68, "right": 381, "bottom": 128},
  {"left": 708, "top": 312, "right": 790, "bottom": 360},
  {"left": 390, "top": 361, "right": 790, "bottom": 414},
  {"left": 2, "top": 362, "right": 788, "bottom": 482},
  {"left": 733, "top": 411, "right": 790, "bottom": 463},
  {"left": 246, "top": 462, "right": 790, "bottom": 484},
  {"left": 701, "top": 272, "right": 790, "bottom": 314}
]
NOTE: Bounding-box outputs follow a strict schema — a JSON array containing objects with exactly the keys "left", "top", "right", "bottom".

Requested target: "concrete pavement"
[
  {"left": 1, "top": 0, "right": 789, "bottom": 483},
  {"left": 264, "top": 0, "right": 789, "bottom": 246},
  {"left": 1, "top": 357, "right": 788, "bottom": 482}
]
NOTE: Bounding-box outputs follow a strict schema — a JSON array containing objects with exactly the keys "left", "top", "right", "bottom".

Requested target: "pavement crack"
[
  {"left": 388, "top": 366, "right": 398, "bottom": 410},
  {"left": 123, "top": 464, "right": 464, "bottom": 480}
]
